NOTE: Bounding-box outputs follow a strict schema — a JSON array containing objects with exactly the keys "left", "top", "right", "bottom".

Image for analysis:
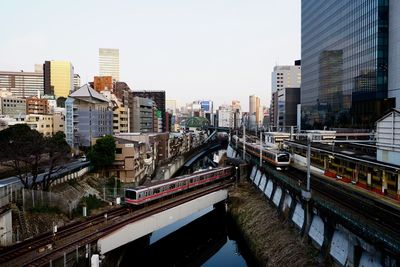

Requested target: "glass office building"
[{"left": 301, "top": 0, "right": 394, "bottom": 129}]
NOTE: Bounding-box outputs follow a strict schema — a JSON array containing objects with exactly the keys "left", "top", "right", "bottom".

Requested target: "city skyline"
[{"left": 0, "top": 0, "right": 300, "bottom": 112}]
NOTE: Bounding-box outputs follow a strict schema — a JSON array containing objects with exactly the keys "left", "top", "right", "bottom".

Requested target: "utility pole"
[
  {"left": 243, "top": 123, "right": 246, "bottom": 160},
  {"left": 302, "top": 133, "right": 312, "bottom": 235},
  {"left": 259, "top": 130, "right": 263, "bottom": 166}
]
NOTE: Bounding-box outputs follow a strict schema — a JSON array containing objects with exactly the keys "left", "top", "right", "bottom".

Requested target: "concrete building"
[
  {"left": 73, "top": 74, "right": 81, "bottom": 90},
  {"left": 217, "top": 105, "right": 234, "bottom": 128},
  {"left": 92, "top": 76, "right": 113, "bottom": 92},
  {"left": 0, "top": 96, "right": 26, "bottom": 118},
  {"left": 65, "top": 84, "right": 112, "bottom": 148},
  {"left": 53, "top": 112, "right": 65, "bottom": 134},
  {"left": 44, "top": 61, "right": 74, "bottom": 98},
  {"left": 271, "top": 62, "right": 301, "bottom": 94},
  {"left": 99, "top": 48, "right": 120, "bottom": 82},
  {"left": 132, "top": 96, "right": 154, "bottom": 133},
  {"left": 108, "top": 137, "right": 148, "bottom": 184},
  {"left": 301, "top": 0, "right": 394, "bottom": 129},
  {"left": 0, "top": 71, "right": 44, "bottom": 98},
  {"left": 249, "top": 95, "right": 261, "bottom": 128},
  {"left": 389, "top": 1, "right": 400, "bottom": 108},
  {"left": 26, "top": 97, "right": 49, "bottom": 115},
  {"left": 101, "top": 89, "right": 129, "bottom": 134},
  {"left": 270, "top": 61, "right": 301, "bottom": 127},
  {"left": 166, "top": 99, "right": 177, "bottom": 114},
  {"left": 376, "top": 109, "right": 400, "bottom": 166},
  {"left": 232, "top": 100, "right": 242, "bottom": 129},
  {"left": 133, "top": 91, "right": 166, "bottom": 132},
  {"left": 0, "top": 115, "right": 25, "bottom": 131},
  {"left": 115, "top": 132, "right": 169, "bottom": 164},
  {"left": 277, "top": 87, "right": 301, "bottom": 129},
  {"left": 25, "top": 114, "right": 53, "bottom": 137},
  {"left": 200, "top": 100, "right": 214, "bottom": 125}
]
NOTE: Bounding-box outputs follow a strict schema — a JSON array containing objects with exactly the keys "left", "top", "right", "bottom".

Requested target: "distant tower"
[{"left": 99, "top": 48, "right": 120, "bottom": 82}]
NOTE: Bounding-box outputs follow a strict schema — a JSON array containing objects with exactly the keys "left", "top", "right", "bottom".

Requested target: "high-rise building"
[
  {"left": 389, "top": 1, "right": 400, "bottom": 108},
  {"left": 271, "top": 62, "right": 301, "bottom": 94},
  {"left": 277, "top": 87, "right": 300, "bottom": 129},
  {"left": 44, "top": 61, "right": 74, "bottom": 98},
  {"left": 0, "top": 71, "right": 44, "bottom": 98},
  {"left": 217, "top": 105, "right": 234, "bottom": 128},
  {"left": 200, "top": 100, "right": 214, "bottom": 125},
  {"left": 133, "top": 90, "right": 166, "bottom": 132},
  {"left": 270, "top": 61, "right": 301, "bottom": 127},
  {"left": 249, "top": 95, "right": 261, "bottom": 127},
  {"left": 73, "top": 74, "right": 81, "bottom": 90},
  {"left": 232, "top": 100, "right": 242, "bottom": 129},
  {"left": 99, "top": 48, "right": 120, "bottom": 82},
  {"left": 166, "top": 99, "right": 177, "bottom": 114},
  {"left": 301, "top": 0, "right": 394, "bottom": 129},
  {"left": 131, "top": 97, "right": 155, "bottom": 133}
]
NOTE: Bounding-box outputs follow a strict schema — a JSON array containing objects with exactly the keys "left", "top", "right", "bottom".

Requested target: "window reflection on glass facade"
[{"left": 301, "top": 0, "right": 394, "bottom": 129}]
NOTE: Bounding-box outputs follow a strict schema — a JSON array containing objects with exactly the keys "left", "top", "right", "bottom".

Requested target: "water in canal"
[{"left": 104, "top": 149, "right": 258, "bottom": 266}]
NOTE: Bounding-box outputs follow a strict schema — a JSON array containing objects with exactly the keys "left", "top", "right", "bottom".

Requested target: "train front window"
[
  {"left": 277, "top": 154, "right": 289, "bottom": 162},
  {"left": 126, "top": 190, "right": 136, "bottom": 199}
]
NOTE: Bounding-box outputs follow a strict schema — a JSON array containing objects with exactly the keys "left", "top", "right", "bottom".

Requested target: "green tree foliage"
[
  {"left": 0, "top": 125, "right": 71, "bottom": 190},
  {"left": 87, "top": 135, "right": 116, "bottom": 172},
  {"left": 56, "top": 97, "right": 67, "bottom": 108},
  {"left": 0, "top": 124, "right": 45, "bottom": 189},
  {"left": 42, "top": 131, "right": 71, "bottom": 190}
]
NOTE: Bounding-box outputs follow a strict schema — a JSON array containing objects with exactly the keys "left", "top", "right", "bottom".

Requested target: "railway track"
[
  {"left": 0, "top": 206, "right": 129, "bottom": 265},
  {"left": 285, "top": 168, "right": 400, "bottom": 241},
  {"left": 2, "top": 181, "right": 232, "bottom": 267}
]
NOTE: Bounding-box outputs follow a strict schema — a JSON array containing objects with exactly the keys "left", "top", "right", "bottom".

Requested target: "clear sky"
[{"left": 0, "top": 0, "right": 300, "bottom": 112}]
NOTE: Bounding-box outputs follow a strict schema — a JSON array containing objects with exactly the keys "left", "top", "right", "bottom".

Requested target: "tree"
[
  {"left": 87, "top": 135, "right": 116, "bottom": 175},
  {"left": 56, "top": 97, "right": 67, "bottom": 108},
  {"left": 0, "top": 124, "right": 45, "bottom": 189},
  {"left": 41, "top": 131, "right": 71, "bottom": 190}
]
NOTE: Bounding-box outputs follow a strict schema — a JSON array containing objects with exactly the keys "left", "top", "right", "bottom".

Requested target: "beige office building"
[
  {"left": 25, "top": 114, "right": 54, "bottom": 137},
  {"left": 249, "top": 95, "right": 261, "bottom": 126},
  {"left": 99, "top": 48, "right": 120, "bottom": 81}
]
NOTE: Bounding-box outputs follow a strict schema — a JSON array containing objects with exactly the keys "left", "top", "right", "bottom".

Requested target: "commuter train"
[
  {"left": 125, "top": 167, "right": 233, "bottom": 205},
  {"left": 232, "top": 135, "right": 291, "bottom": 170}
]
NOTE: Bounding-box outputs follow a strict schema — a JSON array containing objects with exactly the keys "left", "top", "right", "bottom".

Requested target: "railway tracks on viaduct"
[{"left": 0, "top": 181, "right": 233, "bottom": 267}]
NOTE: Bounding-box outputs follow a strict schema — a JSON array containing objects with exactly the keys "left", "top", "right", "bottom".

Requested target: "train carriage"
[
  {"left": 232, "top": 136, "right": 291, "bottom": 169},
  {"left": 125, "top": 167, "right": 233, "bottom": 206}
]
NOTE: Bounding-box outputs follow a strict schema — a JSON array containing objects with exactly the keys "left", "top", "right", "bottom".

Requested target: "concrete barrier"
[
  {"left": 308, "top": 215, "right": 324, "bottom": 248},
  {"left": 265, "top": 180, "right": 274, "bottom": 199},
  {"left": 292, "top": 202, "right": 304, "bottom": 229},
  {"left": 272, "top": 186, "right": 282, "bottom": 207},
  {"left": 330, "top": 229, "right": 349, "bottom": 266}
]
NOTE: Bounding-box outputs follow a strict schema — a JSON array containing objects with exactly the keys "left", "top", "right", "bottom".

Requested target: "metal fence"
[{"left": 20, "top": 189, "right": 80, "bottom": 215}]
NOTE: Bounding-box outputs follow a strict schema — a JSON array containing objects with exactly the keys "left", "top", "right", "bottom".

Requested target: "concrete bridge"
[{"left": 97, "top": 189, "right": 228, "bottom": 255}]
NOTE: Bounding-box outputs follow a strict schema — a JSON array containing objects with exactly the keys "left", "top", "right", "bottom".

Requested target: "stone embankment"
[{"left": 228, "top": 182, "right": 326, "bottom": 267}]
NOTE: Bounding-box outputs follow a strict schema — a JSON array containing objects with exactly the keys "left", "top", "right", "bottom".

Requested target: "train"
[
  {"left": 125, "top": 166, "right": 233, "bottom": 205},
  {"left": 232, "top": 135, "right": 291, "bottom": 170}
]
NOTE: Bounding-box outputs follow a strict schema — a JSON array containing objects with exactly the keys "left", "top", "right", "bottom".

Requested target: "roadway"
[{"left": 0, "top": 160, "right": 90, "bottom": 188}]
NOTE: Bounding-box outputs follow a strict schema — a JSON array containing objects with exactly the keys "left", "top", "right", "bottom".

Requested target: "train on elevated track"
[
  {"left": 231, "top": 135, "right": 291, "bottom": 170},
  {"left": 125, "top": 167, "right": 233, "bottom": 205}
]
